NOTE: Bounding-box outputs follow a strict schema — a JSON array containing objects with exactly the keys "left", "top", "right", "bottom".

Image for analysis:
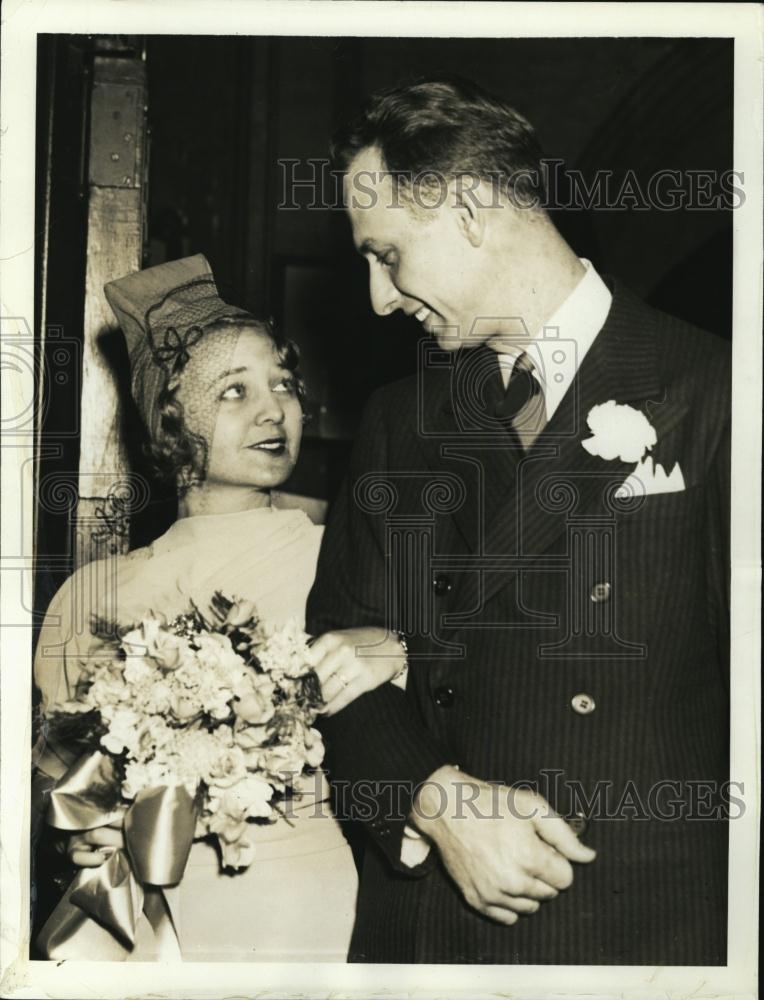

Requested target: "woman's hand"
[
  {"left": 307, "top": 627, "right": 406, "bottom": 716},
  {"left": 67, "top": 815, "right": 125, "bottom": 868}
]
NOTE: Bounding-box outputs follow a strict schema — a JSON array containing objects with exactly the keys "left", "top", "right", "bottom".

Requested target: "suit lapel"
[
  {"left": 414, "top": 284, "right": 674, "bottom": 611},
  {"left": 416, "top": 344, "right": 523, "bottom": 554},
  {"left": 475, "top": 281, "right": 665, "bottom": 604}
]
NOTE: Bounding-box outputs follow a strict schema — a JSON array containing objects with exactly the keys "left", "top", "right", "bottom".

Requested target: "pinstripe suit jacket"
[{"left": 306, "top": 282, "right": 730, "bottom": 964}]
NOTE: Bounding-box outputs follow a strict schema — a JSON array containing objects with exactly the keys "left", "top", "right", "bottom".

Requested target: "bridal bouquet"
[{"left": 45, "top": 592, "right": 325, "bottom": 870}]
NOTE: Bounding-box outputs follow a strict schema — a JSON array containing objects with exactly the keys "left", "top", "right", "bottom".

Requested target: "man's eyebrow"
[{"left": 358, "top": 238, "right": 382, "bottom": 256}]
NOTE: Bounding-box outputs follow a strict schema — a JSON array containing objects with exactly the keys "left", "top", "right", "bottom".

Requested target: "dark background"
[{"left": 36, "top": 33, "right": 734, "bottom": 571}]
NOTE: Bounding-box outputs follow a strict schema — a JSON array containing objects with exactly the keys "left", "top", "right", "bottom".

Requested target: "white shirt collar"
[{"left": 497, "top": 258, "right": 612, "bottom": 421}]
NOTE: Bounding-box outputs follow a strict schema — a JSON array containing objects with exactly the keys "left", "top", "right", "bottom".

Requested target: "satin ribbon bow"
[{"left": 36, "top": 752, "right": 197, "bottom": 961}]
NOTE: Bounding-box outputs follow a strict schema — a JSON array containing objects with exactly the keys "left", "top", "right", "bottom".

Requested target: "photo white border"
[{"left": 1, "top": 2, "right": 761, "bottom": 997}]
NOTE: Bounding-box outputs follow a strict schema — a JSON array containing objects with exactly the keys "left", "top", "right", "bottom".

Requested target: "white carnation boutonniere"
[{"left": 582, "top": 400, "right": 685, "bottom": 496}]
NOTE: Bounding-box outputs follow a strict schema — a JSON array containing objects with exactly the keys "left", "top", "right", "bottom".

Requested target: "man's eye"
[
  {"left": 379, "top": 252, "right": 397, "bottom": 268},
  {"left": 220, "top": 382, "right": 245, "bottom": 400}
]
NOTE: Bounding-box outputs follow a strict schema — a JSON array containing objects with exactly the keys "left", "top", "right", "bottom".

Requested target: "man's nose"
[{"left": 369, "top": 263, "right": 402, "bottom": 317}]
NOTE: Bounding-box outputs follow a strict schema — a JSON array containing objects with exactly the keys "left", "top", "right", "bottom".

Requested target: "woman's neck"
[{"left": 176, "top": 482, "right": 272, "bottom": 519}]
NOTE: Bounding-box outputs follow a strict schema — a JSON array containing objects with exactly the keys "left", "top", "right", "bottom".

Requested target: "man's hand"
[
  {"left": 411, "top": 766, "right": 596, "bottom": 925},
  {"left": 307, "top": 627, "right": 406, "bottom": 715}
]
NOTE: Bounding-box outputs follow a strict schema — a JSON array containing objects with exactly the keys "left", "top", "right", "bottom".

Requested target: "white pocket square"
[{"left": 615, "top": 457, "right": 685, "bottom": 498}]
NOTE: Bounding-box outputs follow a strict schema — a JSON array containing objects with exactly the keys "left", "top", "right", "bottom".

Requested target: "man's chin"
[{"left": 433, "top": 331, "right": 481, "bottom": 352}]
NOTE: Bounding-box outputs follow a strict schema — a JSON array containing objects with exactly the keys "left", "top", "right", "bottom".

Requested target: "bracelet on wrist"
[{"left": 391, "top": 630, "right": 409, "bottom": 681}]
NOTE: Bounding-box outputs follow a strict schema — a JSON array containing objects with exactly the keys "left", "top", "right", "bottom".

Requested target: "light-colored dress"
[{"left": 34, "top": 506, "right": 358, "bottom": 962}]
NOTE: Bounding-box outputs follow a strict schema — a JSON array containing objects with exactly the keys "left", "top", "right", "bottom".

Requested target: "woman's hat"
[{"left": 104, "top": 254, "right": 250, "bottom": 443}]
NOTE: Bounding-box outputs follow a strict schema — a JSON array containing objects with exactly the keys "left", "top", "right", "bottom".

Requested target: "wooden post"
[{"left": 75, "top": 48, "right": 148, "bottom": 568}]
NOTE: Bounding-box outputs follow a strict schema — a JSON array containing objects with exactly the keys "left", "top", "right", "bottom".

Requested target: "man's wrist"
[{"left": 409, "top": 763, "right": 462, "bottom": 837}]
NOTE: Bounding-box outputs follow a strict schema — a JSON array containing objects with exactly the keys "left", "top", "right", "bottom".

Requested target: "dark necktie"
[{"left": 493, "top": 351, "right": 547, "bottom": 450}]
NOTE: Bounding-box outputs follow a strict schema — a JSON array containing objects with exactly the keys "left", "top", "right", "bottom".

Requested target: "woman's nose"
[
  {"left": 369, "top": 263, "right": 402, "bottom": 317},
  {"left": 253, "top": 392, "right": 285, "bottom": 424}
]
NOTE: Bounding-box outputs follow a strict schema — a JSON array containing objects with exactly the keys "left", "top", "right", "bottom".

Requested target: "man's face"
[{"left": 343, "top": 146, "right": 488, "bottom": 351}]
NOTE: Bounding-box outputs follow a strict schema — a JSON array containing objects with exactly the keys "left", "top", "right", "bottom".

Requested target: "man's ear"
[{"left": 449, "top": 174, "right": 488, "bottom": 248}]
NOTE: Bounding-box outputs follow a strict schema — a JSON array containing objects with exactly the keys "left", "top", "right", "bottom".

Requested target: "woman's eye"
[
  {"left": 273, "top": 376, "right": 296, "bottom": 394},
  {"left": 219, "top": 382, "right": 245, "bottom": 400},
  {"left": 379, "top": 251, "right": 397, "bottom": 268}
]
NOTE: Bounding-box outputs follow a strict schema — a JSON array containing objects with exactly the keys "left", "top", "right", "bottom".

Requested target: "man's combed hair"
[{"left": 331, "top": 76, "right": 547, "bottom": 208}]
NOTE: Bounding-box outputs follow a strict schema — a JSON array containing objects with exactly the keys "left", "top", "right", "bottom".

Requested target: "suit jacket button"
[
  {"left": 590, "top": 581, "right": 611, "bottom": 603},
  {"left": 571, "top": 692, "right": 596, "bottom": 715},
  {"left": 433, "top": 685, "right": 455, "bottom": 708},
  {"left": 432, "top": 573, "right": 452, "bottom": 596}
]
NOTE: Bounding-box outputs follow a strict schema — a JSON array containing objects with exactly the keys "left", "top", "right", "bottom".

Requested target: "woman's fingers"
[
  {"left": 313, "top": 644, "right": 358, "bottom": 694},
  {"left": 69, "top": 845, "right": 110, "bottom": 868},
  {"left": 311, "top": 649, "right": 350, "bottom": 688},
  {"left": 82, "top": 826, "right": 124, "bottom": 849},
  {"left": 320, "top": 678, "right": 365, "bottom": 716},
  {"left": 67, "top": 836, "right": 117, "bottom": 868},
  {"left": 304, "top": 633, "right": 340, "bottom": 671}
]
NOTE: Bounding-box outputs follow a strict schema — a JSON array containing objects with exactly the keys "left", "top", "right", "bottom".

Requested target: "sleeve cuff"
[{"left": 400, "top": 823, "right": 432, "bottom": 867}]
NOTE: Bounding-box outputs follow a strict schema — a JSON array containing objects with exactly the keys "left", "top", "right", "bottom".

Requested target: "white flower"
[
  {"left": 87, "top": 661, "right": 130, "bottom": 708},
  {"left": 122, "top": 758, "right": 172, "bottom": 798},
  {"left": 209, "top": 774, "right": 274, "bottom": 820},
  {"left": 100, "top": 706, "right": 142, "bottom": 755},
  {"left": 142, "top": 678, "right": 173, "bottom": 715},
  {"left": 257, "top": 620, "right": 311, "bottom": 679},
  {"left": 304, "top": 726, "right": 325, "bottom": 769},
  {"left": 171, "top": 728, "right": 227, "bottom": 791},
  {"left": 169, "top": 690, "right": 202, "bottom": 722},
  {"left": 122, "top": 618, "right": 189, "bottom": 670},
  {"left": 218, "top": 835, "right": 256, "bottom": 870},
  {"left": 135, "top": 715, "right": 175, "bottom": 757},
  {"left": 232, "top": 670, "right": 276, "bottom": 725},
  {"left": 582, "top": 401, "right": 657, "bottom": 464},
  {"left": 256, "top": 724, "right": 312, "bottom": 781},
  {"left": 222, "top": 596, "right": 258, "bottom": 628},
  {"left": 204, "top": 743, "right": 248, "bottom": 789},
  {"left": 194, "top": 632, "right": 240, "bottom": 673},
  {"left": 123, "top": 656, "right": 155, "bottom": 687}
]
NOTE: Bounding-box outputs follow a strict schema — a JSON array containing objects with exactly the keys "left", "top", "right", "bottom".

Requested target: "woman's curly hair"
[{"left": 146, "top": 316, "right": 306, "bottom": 496}]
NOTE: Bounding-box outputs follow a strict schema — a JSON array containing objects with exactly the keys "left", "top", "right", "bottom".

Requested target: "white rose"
[
  {"left": 204, "top": 743, "right": 248, "bottom": 789},
  {"left": 582, "top": 400, "right": 657, "bottom": 464}
]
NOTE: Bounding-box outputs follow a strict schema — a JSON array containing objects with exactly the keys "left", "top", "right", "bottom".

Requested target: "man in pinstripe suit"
[{"left": 306, "top": 77, "right": 730, "bottom": 964}]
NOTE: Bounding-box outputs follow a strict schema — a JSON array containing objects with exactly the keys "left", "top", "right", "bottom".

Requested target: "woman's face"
[{"left": 177, "top": 325, "right": 303, "bottom": 491}]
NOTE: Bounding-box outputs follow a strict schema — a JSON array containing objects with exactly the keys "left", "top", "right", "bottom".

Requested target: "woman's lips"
[{"left": 247, "top": 438, "right": 287, "bottom": 455}]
